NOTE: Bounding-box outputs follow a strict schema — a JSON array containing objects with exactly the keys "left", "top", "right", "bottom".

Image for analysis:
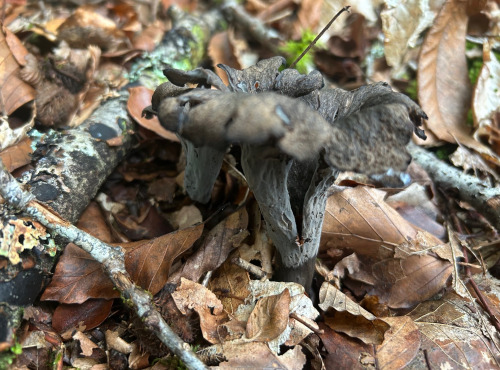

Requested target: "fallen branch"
[
  {"left": 0, "top": 158, "right": 207, "bottom": 369},
  {"left": 408, "top": 142, "right": 500, "bottom": 231}
]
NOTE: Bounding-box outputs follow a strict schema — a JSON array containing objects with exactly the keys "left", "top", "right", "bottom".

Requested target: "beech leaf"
[
  {"left": 319, "top": 282, "right": 390, "bottom": 345},
  {"left": 0, "top": 26, "right": 36, "bottom": 115},
  {"left": 125, "top": 223, "right": 203, "bottom": 295},
  {"left": 245, "top": 289, "right": 291, "bottom": 342}
]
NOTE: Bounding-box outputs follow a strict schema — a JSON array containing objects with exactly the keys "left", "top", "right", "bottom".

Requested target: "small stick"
[
  {"left": 289, "top": 6, "right": 351, "bottom": 70},
  {"left": 232, "top": 257, "right": 267, "bottom": 279},
  {"left": 289, "top": 313, "right": 324, "bottom": 335}
]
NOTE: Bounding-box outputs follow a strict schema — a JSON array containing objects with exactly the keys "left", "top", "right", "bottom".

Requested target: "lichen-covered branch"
[
  {"left": 408, "top": 142, "right": 500, "bottom": 231},
  {"left": 0, "top": 159, "right": 207, "bottom": 370}
]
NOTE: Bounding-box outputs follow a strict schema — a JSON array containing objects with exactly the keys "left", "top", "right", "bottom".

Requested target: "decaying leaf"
[
  {"left": 321, "top": 186, "right": 452, "bottom": 308},
  {"left": 409, "top": 292, "right": 500, "bottom": 368},
  {"left": 381, "top": 0, "right": 444, "bottom": 70},
  {"left": 472, "top": 41, "right": 500, "bottom": 157},
  {"left": 127, "top": 86, "right": 179, "bottom": 142},
  {"left": 171, "top": 278, "right": 235, "bottom": 344},
  {"left": 374, "top": 316, "right": 421, "bottom": 369},
  {"left": 417, "top": 0, "right": 500, "bottom": 163},
  {"left": 41, "top": 243, "right": 119, "bottom": 304},
  {"left": 168, "top": 207, "right": 248, "bottom": 284},
  {"left": 319, "top": 282, "right": 390, "bottom": 344},
  {"left": 125, "top": 223, "right": 203, "bottom": 295},
  {"left": 246, "top": 288, "right": 291, "bottom": 342},
  {"left": 0, "top": 26, "right": 36, "bottom": 115}
]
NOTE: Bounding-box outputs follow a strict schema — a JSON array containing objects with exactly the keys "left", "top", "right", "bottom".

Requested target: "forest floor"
[{"left": 1, "top": 0, "right": 500, "bottom": 369}]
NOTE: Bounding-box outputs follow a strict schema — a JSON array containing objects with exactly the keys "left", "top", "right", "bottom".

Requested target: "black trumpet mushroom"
[{"left": 143, "top": 56, "right": 427, "bottom": 294}]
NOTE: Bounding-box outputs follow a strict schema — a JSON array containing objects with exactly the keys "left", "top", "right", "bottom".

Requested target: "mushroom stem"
[
  {"left": 241, "top": 144, "right": 337, "bottom": 293},
  {"left": 181, "top": 140, "right": 225, "bottom": 203}
]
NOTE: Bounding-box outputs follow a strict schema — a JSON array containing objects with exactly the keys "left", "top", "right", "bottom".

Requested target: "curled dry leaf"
[
  {"left": 321, "top": 186, "right": 452, "bottom": 308},
  {"left": 125, "top": 223, "right": 203, "bottom": 295},
  {"left": 0, "top": 26, "right": 36, "bottom": 115},
  {"left": 472, "top": 42, "right": 500, "bottom": 157},
  {"left": 417, "top": 0, "right": 500, "bottom": 163},
  {"left": 246, "top": 288, "right": 291, "bottom": 342},
  {"left": 127, "top": 86, "right": 179, "bottom": 142},
  {"left": 381, "top": 0, "right": 443, "bottom": 70},
  {"left": 168, "top": 207, "right": 249, "bottom": 284},
  {"left": 409, "top": 292, "right": 500, "bottom": 368},
  {"left": 171, "top": 278, "right": 236, "bottom": 344},
  {"left": 319, "top": 282, "right": 390, "bottom": 345}
]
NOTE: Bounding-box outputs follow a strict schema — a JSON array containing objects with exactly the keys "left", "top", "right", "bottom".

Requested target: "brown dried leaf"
[
  {"left": 125, "top": 223, "right": 203, "bottom": 295},
  {"left": 217, "top": 342, "right": 306, "bottom": 370},
  {"left": 321, "top": 187, "right": 452, "bottom": 308},
  {"left": 171, "top": 278, "right": 232, "bottom": 344},
  {"left": 246, "top": 289, "right": 291, "bottom": 342},
  {"left": 381, "top": 0, "right": 443, "bottom": 69},
  {"left": 319, "top": 322, "right": 373, "bottom": 369},
  {"left": 41, "top": 243, "right": 119, "bottom": 303},
  {"left": 0, "top": 137, "right": 32, "bottom": 172},
  {"left": 52, "top": 299, "right": 113, "bottom": 334},
  {"left": 0, "top": 26, "right": 36, "bottom": 115},
  {"left": 208, "top": 31, "right": 241, "bottom": 87},
  {"left": 127, "top": 86, "right": 179, "bottom": 142},
  {"left": 168, "top": 207, "right": 249, "bottom": 284},
  {"left": 375, "top": 316, "right": 421, "bottom": 369},
  {"left": 417, "top": 0, "right": 500, "bottom": 164},
  {"left": 410, "top": 292, "right": 500, "bottom": 368},
  {"left": 322, "top": 187, "right": 423, "bottom": 259},
  {"left": 319, "top": 282, "right": 389, "bottom": 344},
  {"left": 472, "top": 42, "right": 500, "bottom": 158},
  {"left": 208, "top": 258, "right": 251, "bottom": 316}
]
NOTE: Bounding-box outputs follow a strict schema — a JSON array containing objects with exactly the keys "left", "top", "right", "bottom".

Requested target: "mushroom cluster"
[{"left": 143, "top": 56, "right": 427, "bottom": 292}]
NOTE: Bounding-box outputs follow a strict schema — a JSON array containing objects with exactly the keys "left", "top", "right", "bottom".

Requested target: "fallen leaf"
[
  {"left": 381, "top": 0, "right": 444, "bottom": 70},
  {"left": 127, "top": 86, "right": 179, "bottom": 142},
  {"left": 208, "top": 257, "right": 251, "bottom": 316},
  {"left": 319, "top": 322, "right": 373, "bottom": 369},
  {"left": 375, "top": 316, "right": 421, "bottom": 369},
  {"left": 52, "top": 299, "right": 113, "bottom": 334},
  {"left": 73, "top": 331, "right": 99, "bottom": 357},
  {"left": 41, "top": 243, "right": 119, "bottom": 304},
  {"left": 246, "top": 289, "right": 291, "bottom": 342},
  {"left": 168, "top": 207, "right": 248, "bottom": 284},
  {"left": 125, "top": 223, "right": 203, "bottom": 295},
  {"left": 472, "top": 41, "right": 500, "bottom": 157},
  {"left": 171, "top": 278, "right": 232, "bottom": 344},
  {"left": 410, "top": 292, "right": 500, "bottom": 368},
  {"left": 0, "top": 136, "right": 32, "bottom": 172},
  {"left": 216, "top": 342, "right": 306, "bottom": 370},
  {"left": 319, "top": 282, "right": 390, "bottom": 344},
  {"left": 417, "top": 0, "right": 499, "bottom": 164},
  {"left": 0, "top": 26, "right": 35, "bottom": 115}
]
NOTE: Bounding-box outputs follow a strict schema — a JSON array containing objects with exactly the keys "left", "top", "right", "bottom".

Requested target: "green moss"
[
  {"left": 405, "top": 79, "right": 418, "bottom": 101},
  {"left": 280, "top": 30, "right": 323, "bottom": 74},
  {"left": 0, "top": 340, "right": 22, "bottom": 370}
]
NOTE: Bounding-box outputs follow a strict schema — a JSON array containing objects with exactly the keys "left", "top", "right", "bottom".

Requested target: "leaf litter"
[{"left": 2, "top": 0, "right": 500, "bottom": 369}]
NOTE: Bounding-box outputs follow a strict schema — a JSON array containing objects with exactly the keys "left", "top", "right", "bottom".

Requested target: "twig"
[
  {"left": 0, "top": 159, "right": 207, "bottom": 370},
  {"left": 408, "top": 142, "right": 500, "bottom": 231},
  {"left": 289, "top": 6, "right": 351, "bottom": 70},
  {"left": 289, "top": 313, "right": 324, "bottom": 335},
  {"left": 231, "top": 257, "right": 267, "bottom": 279}
]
